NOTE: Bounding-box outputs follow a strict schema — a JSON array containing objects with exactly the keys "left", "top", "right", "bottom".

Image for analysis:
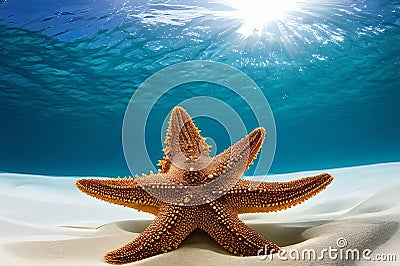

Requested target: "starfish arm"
[
  {"left": 199, "top": 203, "right": 279, "bottom": 256},
  {"left": 226, "top": 173, "right": 334, "bottom": 214},
  {"left": 104, "top": 206, "right": 196, "bottom": 264},
  {"left": 203, "top": 127, "right": 265, "bottom": 183},
  {"left": 75, "top": 177, "right": 161, "bottom": 215},
  {"left": 160, "top": 106, "right": 210, "bottom": 172}
]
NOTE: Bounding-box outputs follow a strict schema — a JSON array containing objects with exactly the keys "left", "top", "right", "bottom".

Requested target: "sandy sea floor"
[{"left": 0, "top": 162, "right": 399, "bottom": 265}]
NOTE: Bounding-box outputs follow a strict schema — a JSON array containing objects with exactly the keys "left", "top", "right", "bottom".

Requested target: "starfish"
[{"left": 76, "top": 106, "right": 333, "bottom": 264}]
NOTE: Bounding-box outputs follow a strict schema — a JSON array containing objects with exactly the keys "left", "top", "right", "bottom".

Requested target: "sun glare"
[{"left": 230, "top": 0, "right": 300, "bottom": 36}]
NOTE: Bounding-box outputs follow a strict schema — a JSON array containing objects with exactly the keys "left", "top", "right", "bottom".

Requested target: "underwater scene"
[
  {"left": 0, "top": 0, "right": 399, "bottom": 265},
  {"left": 1, "top": 0, "right": 399, "bottom": 176}
]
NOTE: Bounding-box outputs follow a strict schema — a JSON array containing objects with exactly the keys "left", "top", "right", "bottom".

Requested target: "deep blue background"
[{"left": 1, "top": 0, "right": 399, "bottom": 176}]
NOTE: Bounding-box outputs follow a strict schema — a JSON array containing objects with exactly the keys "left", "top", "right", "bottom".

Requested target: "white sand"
[{"left": 0, "top": 162, "right": 399, "bottom": 265}]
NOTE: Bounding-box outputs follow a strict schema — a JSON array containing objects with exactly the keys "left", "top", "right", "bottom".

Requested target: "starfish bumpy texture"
[{"left": 76, "top": 106, "right": 333, "bottom": 264}]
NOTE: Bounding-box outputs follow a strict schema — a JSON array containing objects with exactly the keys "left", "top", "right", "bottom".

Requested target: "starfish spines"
[
  {"left": 199, "top": 204, "right": 280, "bottom": 256},
  {"left": 164, "top": 106, "right": 209, "bottom": 162},
  {"left": 75, "top": 178, "right": 160, "bottom": 215},
  {"left": 104, "top": 206, "right": 195, "bottom": 264},
  {"left": 228, "top": 173, "right": 334, "bottom": 214},
  {"left": 202, "top": 127, "right": 266, "bottom": 184}
]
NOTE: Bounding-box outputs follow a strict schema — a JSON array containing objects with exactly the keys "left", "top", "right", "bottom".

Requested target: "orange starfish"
[{"left": 76, "top": 106, "right": 333, "bottom": 264}]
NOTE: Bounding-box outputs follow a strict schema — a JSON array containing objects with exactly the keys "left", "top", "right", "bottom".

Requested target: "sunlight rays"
[{"left": 229, "top": 0, "right": 302, "bottom": 36}]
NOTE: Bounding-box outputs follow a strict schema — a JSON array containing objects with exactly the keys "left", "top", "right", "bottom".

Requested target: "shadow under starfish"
[{"left": 76, "top": 106, "right": 333, "bottom": 264}]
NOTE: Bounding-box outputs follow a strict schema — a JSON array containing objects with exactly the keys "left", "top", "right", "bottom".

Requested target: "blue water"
[{"left": 0, "top": 0, "right": 399, "bottom": 176}]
